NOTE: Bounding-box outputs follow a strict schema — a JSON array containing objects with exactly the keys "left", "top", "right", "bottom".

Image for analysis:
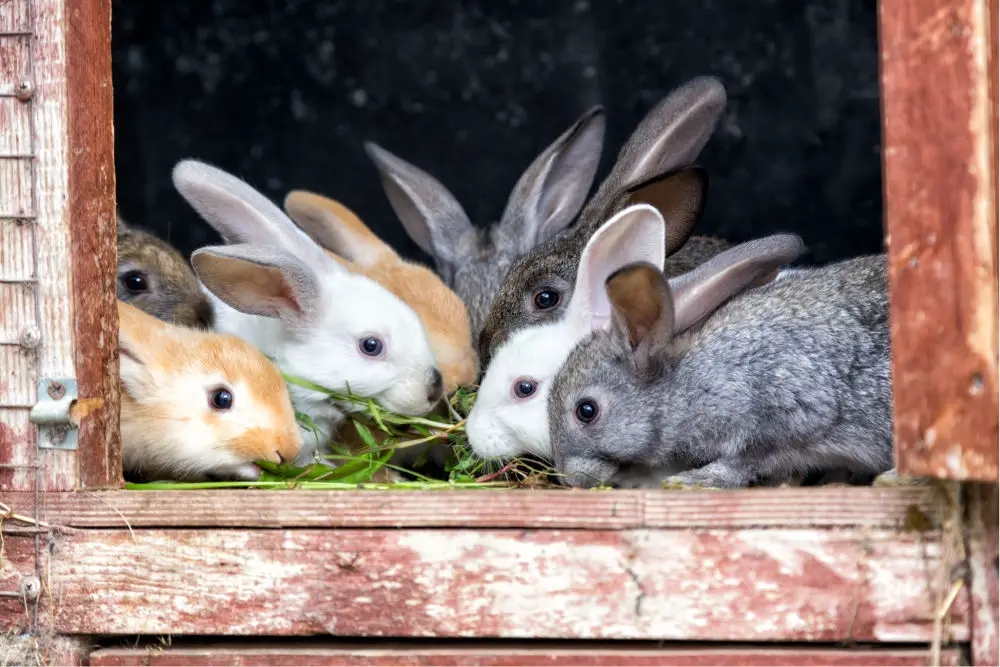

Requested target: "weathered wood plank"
[
  {"left": 0, "top": 0, "right": 30, "bottom": 33},
  {"left": 2, "top": 487, "right": 947, "bottom": 529},
  {"left": 879, "top": 0, "right": 999, "bottom": 480},
  {"left": 0, "top": 159, "right": 32, "bottom": 216},
  {"left": 0, "top": 35, "right": 30, "bottom": 97},
  {"left": 64, "top": 0, "right": 120, "bottom": 489},
  {"left": 967, "top": 483, "right": 999, "bottom": 666},
  {"left": 86, "top": 644, "right": 962, "bottom": 667},
  {"left": 49, "top": 528, "right": 967, "bottom": 640},
  {"left": 0, "top": 409, "right": 36, "bottom": 490},
  {"left": 0, "top": 219, "right": 34, "bottom": 280},
  {"left": 0, "top": 534, "right": 39, "bottom": 633}
]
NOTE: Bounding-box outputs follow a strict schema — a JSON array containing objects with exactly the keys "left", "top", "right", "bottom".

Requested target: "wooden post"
[{"left": 879, "top": 0, "right": 999, "bottom": 481}]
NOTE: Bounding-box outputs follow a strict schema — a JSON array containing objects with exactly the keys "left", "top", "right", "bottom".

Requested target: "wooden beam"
[
  {"left": 879, "top": 0, "right": 999, "bottom": 480},
  {"left": 2, "top": 486, "right": 946, "bottom": 529},
  {"left": 87, "top": 644, "right": 963, "bottom": 667},
  {"left": 966, "top": 483, "right": 999, "bottom": 666},
  {"left": 35, "top": 527, "right": 966, "bottom": 640},
  {"left": 64, "top": 0, "right": 119, "bottom": 487}
]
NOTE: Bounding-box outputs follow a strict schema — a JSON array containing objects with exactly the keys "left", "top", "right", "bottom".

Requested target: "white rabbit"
[
  {"left": 466, "top": 201, "right": 668, "bottom": 461},
  {"left": 172, "top": 160, "right": 444, "bottom": 464}
]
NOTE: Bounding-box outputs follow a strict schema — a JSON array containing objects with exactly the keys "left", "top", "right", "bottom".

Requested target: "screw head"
[
  {"left": 18, "top": 327, "right": 41, "bottom": 350},
  {"left": 20, "top": 576, "right": 41, "bottom": 602},
  {"left": 48, "top": 382, "right": 65, "bottom": 400},
  {"left": 15, "top": 77, "right": 34, "bottom": 102}
]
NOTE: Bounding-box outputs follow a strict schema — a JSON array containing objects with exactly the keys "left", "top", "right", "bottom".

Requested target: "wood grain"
[
  {"left": 967, "top": 483, "right": 999, "bottom": 666},
  {"left": 86, "top": 644, "right": 962, "bottom": 667},
  {"left": 47, "top": 527, "right": 967, "bottom": 640},
  {"left": 880, "top": 0, "right": 999, "bottom": 480},
  {"left": 3, "top": 486, "right": 947, "bottom": 529},
  {"left": 64, "top": 0, "right": 120, "bottom": 489}
]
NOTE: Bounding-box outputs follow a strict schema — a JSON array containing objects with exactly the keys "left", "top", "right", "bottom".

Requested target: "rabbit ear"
[
  {"left": 364, "top": 142, "right": 474, "bottom": 265},
  {"left": 498, "top": 106, "right": 606, "bottom": 250},
  {"left": 191, "top": 244, "right": 322, "bottom": 329},
  {"left": 606, "top": 262, "right": 676, "bottom": 352},
  {"left": 172, "top": 160, "right": 332, "bottom": 271},
  {"left": 669, "top": 233, "right": 806, "bottom": 334},
  {"left": 284, "top": 190, "right": 396, "bottom": 268},
  {"left": 626, "top": 166, "right": 708, "bottom": 255},
  {"left": 115, "top": 211, "right": 130, "bottom": 234},
  {"left": 116, "top": 301, "right": 160, "bottom": 392},
  {"left": 564, "top": 203, "right": 666, "bottom": 336},
  {"left": 584, "top": 76, "right": 726, "bottom": 221}
]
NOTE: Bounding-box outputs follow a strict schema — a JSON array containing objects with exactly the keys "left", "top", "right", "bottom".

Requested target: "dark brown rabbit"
[{"left": 116, "top": 212, "right": 213, "bottom": 329}]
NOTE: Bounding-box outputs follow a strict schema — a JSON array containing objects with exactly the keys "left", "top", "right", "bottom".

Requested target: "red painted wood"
[
  {"left": 47, "top": 527, "right": 967, "bottom": 641},
  {"left": 4, "top": 486, "right": 944, "bottom": 530},
  {"left": 87, "top": 645, "right": 961, "bottom": 667}
]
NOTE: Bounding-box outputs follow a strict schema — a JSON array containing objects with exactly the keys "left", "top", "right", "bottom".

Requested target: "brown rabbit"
[
  {"left": 283, "top": 190, "right": 478, "bottom": 392},
  {"left": 118, "top": 300, "right": 302, "bottom": 482},
  {"left": 116, "top": 212, "right": 214, "bottom": 329}
]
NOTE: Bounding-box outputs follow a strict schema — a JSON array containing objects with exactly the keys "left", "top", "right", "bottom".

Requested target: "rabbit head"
[
  {"left": 173, "top": 160, "right": 444, "bottom": 427},
  {"left": 365, "top": 106, "right": 606, "bottom": 336},
  {"left": 466, "top": 203, "right": 667, "bottom": 462},
  {"left": 283, "top": 190, "right": 478, "bottom": 393},
  {"left": 116, "top": 212, "right": 214, "bottom": 329},
  {"left": 549, "top": 236, "right": 809, "bottom": 489},
  {"left": 479, "top": 76, "right": 728, "bottom": 363},
  {"left": 118, "top": 300, "right": 302, "bottom": 482}
]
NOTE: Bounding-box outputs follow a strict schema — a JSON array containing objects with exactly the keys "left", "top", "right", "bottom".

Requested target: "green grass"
[{"left": 126, "top": 373, "right": 558, "bottom": 490}]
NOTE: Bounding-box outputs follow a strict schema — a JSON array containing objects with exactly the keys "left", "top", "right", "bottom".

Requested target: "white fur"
[
  {"left": 174, "top": 159, "right": 441, "bottom": 465},
  {"left": 467, "top": 204, "right": 667, "bottom": 461}
]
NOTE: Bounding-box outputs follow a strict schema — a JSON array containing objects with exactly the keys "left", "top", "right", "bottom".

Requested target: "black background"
[{"left": 111, "top": 0, "right": 884, "bottom": 267}]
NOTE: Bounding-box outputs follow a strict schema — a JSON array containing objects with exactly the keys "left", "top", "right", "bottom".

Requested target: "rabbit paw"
[{"left": 662, "top": 460, "right": 753, "bottom": 489}]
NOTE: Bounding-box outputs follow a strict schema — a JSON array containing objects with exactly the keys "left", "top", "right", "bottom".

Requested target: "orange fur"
[{"left": 284, "top": 190, "right": 479, "bottom": 392}]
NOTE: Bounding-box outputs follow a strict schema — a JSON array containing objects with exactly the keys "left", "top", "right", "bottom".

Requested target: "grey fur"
[
  {"left": 548, "top": 249, "right": 893, "bottom": 490},
  {"left": 365, "top": 108, "right": 606, "bottom": 337},
  {"left": 479, "top": 76, "right": 733, "bottom": 363}
]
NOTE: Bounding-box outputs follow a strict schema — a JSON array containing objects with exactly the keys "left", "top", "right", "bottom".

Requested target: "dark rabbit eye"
[
  {"left": 208, "top": 387, "right": 234, "bottom": 411},
  {"left": 532, "top": 289, "right": 560, "bottom": 311},
  {"left": 121, "top": 270, "right": 148, "bottom": 293},
  {"left": 575, "top": 399, "right": 599, "bottom": 425},
  {"left": 359, "top": 336, "right": 384, "bottom": 357},
  {"left": 513, "top": 378, "right": 537, "bottom": 399}
]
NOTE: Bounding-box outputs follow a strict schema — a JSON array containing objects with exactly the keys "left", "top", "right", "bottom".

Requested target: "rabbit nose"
[{"left": 427, "top": 369, "right": 445, "bottom": 404}]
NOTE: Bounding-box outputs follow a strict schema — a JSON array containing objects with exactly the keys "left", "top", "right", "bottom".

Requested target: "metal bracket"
[{"left": 29, "top": 378, "right": 78, "bottom": 450}]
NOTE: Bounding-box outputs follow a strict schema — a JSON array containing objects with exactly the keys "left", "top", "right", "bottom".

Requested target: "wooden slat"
[
  {"left": 0, "top": 97, "right": 30, "bottom": 154},
  {"left": 46, "top": 527, "right": 967, "bottom": 640},
  {"left": 880, "top": 0, "right": 999, "bottom": 480},
  {"left": 0, "top": 409, "right": 36, "bottom": 490},
  {"left": 87, "top": 644, "right": 963, "bottom": 667},
  {"left": 967, "top": 483, "right": 999, "bottom": 666},
  {"left": 0, "top": 219, "right": 34, "bottom": 281},
  {"left": 64, "top": 0, "right": 120, "bottom": 488},
  {"left": 3, "top": 487, "right": 947, "bottom": 530},
  {"left": 0, "top": 35, "right": 29, "bottom": 97},
  {"left": 0, "top": 159, "right": 32, "bottom": 216},
  {"left": 0, "top": 0, "right": 29, "bottom": 33}
]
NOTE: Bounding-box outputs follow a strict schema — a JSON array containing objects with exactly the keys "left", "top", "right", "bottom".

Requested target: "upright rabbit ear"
[
  {"left": 191, "top": 244, "right": 322, "bottom": 330},
  {"left": 564, "top": 203, "right": 666, "bottom": 336},
  {"left": 364, "top": 142, "right": 474, "bottom": 267},
  {"left": 606, "top": 262, "right": 676, "bottom": 353},
  {"left": 497, "top": 106, "right": 606, "bottom": 251},
  {"left": 583, "top": 76, "right": 725, "bottom": 237},
  {"left": 173, "top": 160, "right": 333, "bottom": 271},
  {"left": 669, "top": 234, "right": 806, "bottom": 334},
  {"left": 116, "top": 301, "right": 161, "bottom": 392},
  {"left": 115, "top": 211, "right": 129, "bottom": 235},
  {"left": 626, "top": 166, "right": 708, "bottom": 255},
  {"left": 284, "top": 190, "right": 396, "bottom": 268}
]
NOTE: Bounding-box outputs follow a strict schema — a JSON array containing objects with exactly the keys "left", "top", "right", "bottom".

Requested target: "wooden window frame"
[{"left": 0, "top": 0, "right": 996, "bottom": 664}]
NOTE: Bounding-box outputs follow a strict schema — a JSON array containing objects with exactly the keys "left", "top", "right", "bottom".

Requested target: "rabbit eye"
[
  {"left": 532, "top": 289, "right": 560, "bottom": 311},
  {"left": 208, "top": 387, "right": 234, "bottom": 411},
  {"left": 359, "top": 336, "right": 384, "bottom": 357},
  {"left": 574, "top": 399, "right": 599, "bottom": 425},
  {"left": 121, "top": 270, "right": 148, "bottom": 293},
  {"left": 512, "top": 378, "right": 537, "bottom": 399}
]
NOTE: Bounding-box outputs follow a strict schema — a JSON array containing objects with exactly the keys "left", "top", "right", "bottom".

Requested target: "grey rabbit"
[
  {"left": 548, "top": 239, "right": 893, "bottom": 490},
  {"left": 116, "top": 212, "right": 213, "bottom": 329},
  {"left": 478, "top": 76, "right": 734, "bottom": 363},
  {"left": 364, "top": 107, "right": 605, "bottom": 338}
]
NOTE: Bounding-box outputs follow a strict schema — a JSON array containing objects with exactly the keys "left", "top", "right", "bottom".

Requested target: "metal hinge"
[{"left": 29, "top": 378, "right": 78, "bottom": 450}]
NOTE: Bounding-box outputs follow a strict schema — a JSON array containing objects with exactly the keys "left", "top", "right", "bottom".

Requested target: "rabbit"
[
  {"left": 117, "top": 300, "right": 302, "bottom": 482},
  {"left": 115, "top": 211, "right": 214, "bottom": 329},
  {"left": 548, "top": 241, "right": 893, "bottom": 490},
  {"left": 171, "top": 160, "right": 444, "bottom": 465},
  {"left": 282, "top": 190, "right": 478, "bottom": 393},
  {"left": 478, "top": 76, "right": 734, "bottom": 364},
  {"left": 363, "top": 106, "right": 607, "bottom": 337},
  {"left": 466, "top": 201, "right": 667, "bottom": 462}
]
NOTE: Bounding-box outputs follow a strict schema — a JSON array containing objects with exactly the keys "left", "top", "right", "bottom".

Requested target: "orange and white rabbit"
[
  {"left": 283, "top": 191, "right": 478, "bottom": 393},
  {"left": 118, "top": 300, "right": 302, "bottom": 482}
]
